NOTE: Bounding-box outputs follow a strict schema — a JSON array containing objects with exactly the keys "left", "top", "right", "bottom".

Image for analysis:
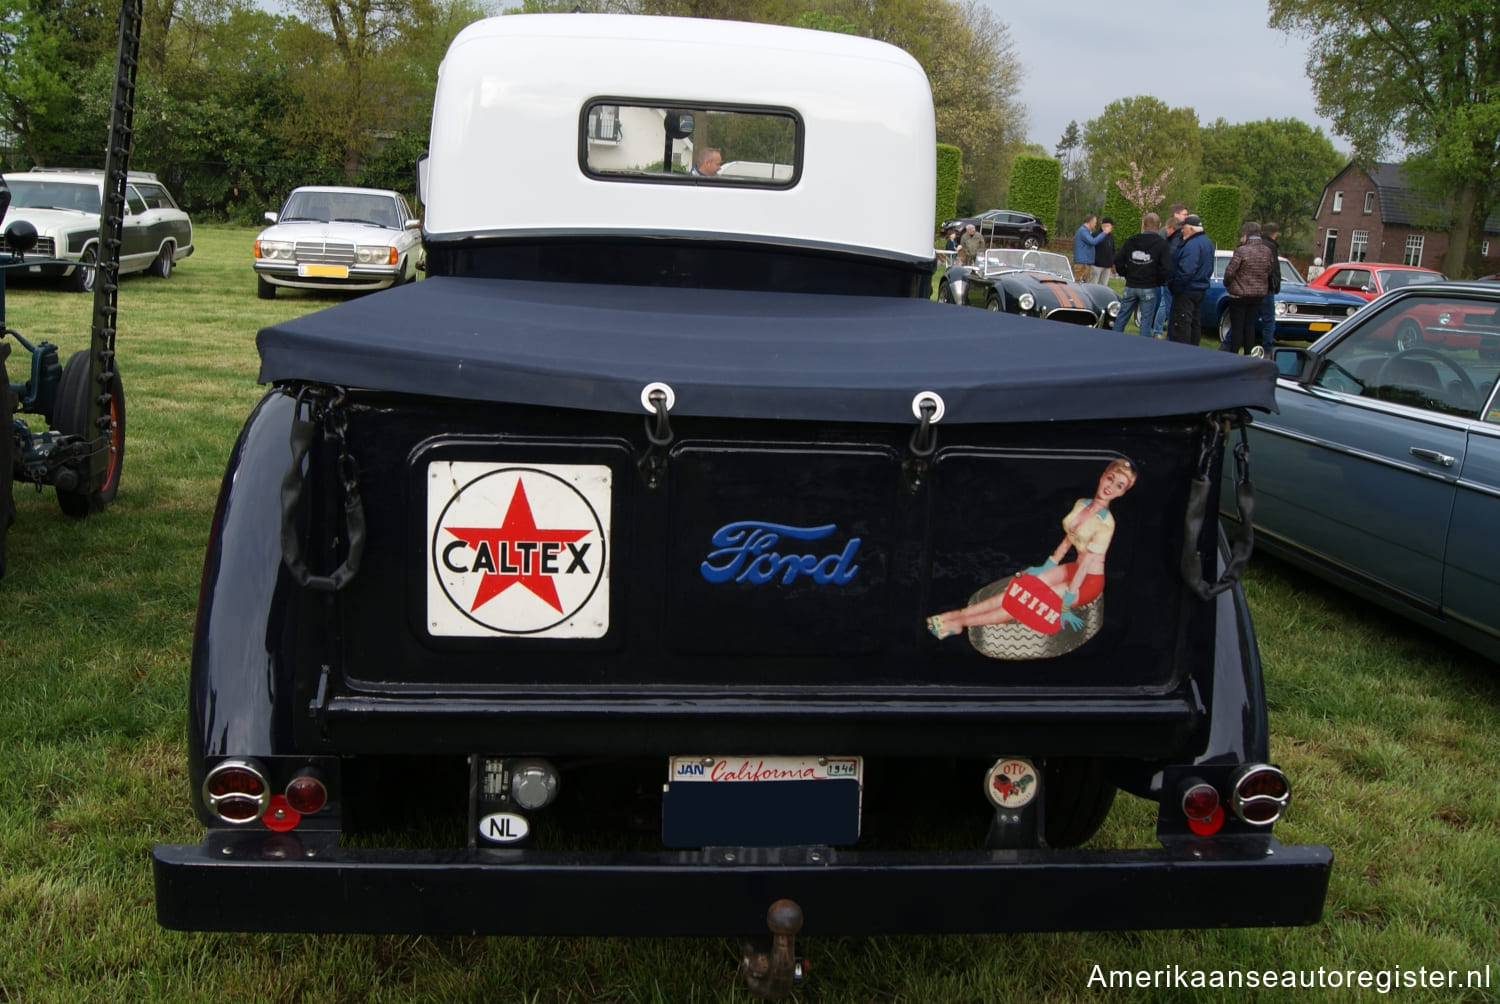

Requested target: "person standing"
[
  {"left": 1089, "top": 218, "right": 1116, "bottom": 286},
  {"left": 1153, "top": 204, "right": 1189, "bottom": 337},
  {"left": 1072, "top": 214, "right": 1106, "bottom": 283},
  {"left": 1167, "top": 214, "right": 1214, "bottom": 345},
  {"left": 1223, "top": 221, "right": 1276, "bottom": 354},
  {"left": 1111, "top": 212, "right": 1169, "bottom": 334},
  {"left": 1255, "top": 221, "right": 1282, "bottom": 355},
  {"left": 959, "top": 223, "right": 986, "bottom": 266}
]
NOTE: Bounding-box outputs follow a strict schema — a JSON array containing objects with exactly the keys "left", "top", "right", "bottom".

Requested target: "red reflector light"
[
  {"left": 262, "top": 794, "right": 301, "bottom": 832},
  {"left": 1187, "top": 805, "right": 1224, "bottom": 836},
  {"left": 285, "top": 774, "right": 328, "bottom": 814}
]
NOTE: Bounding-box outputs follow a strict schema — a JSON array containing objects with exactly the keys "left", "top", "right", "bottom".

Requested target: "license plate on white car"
[
  {"left": 298, "top": 263, "right": 349, "bottom": 278},
  {"left": 662, "top": 755, "right": 862, "bottom": 848}
]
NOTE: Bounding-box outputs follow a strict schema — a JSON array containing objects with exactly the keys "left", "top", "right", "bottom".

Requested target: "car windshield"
[
  {"left": 280, "top": 191, "right": 403, "bottom": 228},
  {"left": 5, "top": 178, "right": 101, "bottom": 214},
  {"left": 1312, "top": 292, "right": 1500, "bottom": 420},
  {"left": 1378, "top": 268, "right": 1443, "bottom": 290},
  {"left": 981, "top": 248, "right": 1070, "bottom": 279}
]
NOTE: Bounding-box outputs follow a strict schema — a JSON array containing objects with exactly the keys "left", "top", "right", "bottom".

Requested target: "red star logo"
[{"left": 445, "top": 480, "right": 593, "bottom": 614}]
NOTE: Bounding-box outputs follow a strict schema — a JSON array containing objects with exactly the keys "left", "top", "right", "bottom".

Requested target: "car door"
[
  {"left": 1251, "top": 297, "right": 1477, "bottom": 609},
  {"left": 120, "top": 185, "right": 154, "bottom": 271},
  {"left": 1438, "top": 367, "right": 1500, "bottom": 643}
]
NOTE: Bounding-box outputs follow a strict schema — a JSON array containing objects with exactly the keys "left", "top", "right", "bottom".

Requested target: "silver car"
[
  {"left": 253, "top": 186, "right": 422, "bottom": 298},
  {"left": 1228, "top": 281, "right": 1500, "bottom": 661},
  {"left": 0, "top": 169, "right": 194, "bottom": 292}
]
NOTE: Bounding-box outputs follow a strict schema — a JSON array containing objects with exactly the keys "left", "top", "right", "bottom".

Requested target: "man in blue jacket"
[
  {"left": 1166, "top": 214, "right": 1214, "bottom": 345},
  {"left": 1072, "top": 214, "right": 1107, "bottom": 282}
]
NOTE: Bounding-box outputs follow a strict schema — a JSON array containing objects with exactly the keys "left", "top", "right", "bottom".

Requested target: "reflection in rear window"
[{"left": 582, "top": 101, "right": 800, "bottom": 188}]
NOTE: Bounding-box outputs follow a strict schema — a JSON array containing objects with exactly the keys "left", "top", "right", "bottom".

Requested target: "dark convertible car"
[{"left": 936, "top": 248, "right": 1120, "bottom": 327}]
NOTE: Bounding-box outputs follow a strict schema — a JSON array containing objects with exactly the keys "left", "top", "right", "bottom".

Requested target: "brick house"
[{"left": 1312, "top": 161, "right": 1500, "bottom": 276}]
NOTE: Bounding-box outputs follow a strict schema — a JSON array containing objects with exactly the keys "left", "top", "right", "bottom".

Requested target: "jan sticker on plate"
[{"left": 427, "top": 462, "right": 610, "bottom": 637}]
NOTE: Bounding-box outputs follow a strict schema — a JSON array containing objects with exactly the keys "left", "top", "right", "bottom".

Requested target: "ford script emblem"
[{"left": 700, "top": 521, "right": 860, "bottom": 585}]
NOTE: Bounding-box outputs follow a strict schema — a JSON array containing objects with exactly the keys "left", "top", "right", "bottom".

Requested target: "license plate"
[
  {"left": 1308, "top": 321, "right": 1333, "bottom": 332},
  {"left": 662, "top": 755, "right": 862, "bottom": 847},
  {"left": 298, "top": 263, "right": 349, "bottom": 278}
]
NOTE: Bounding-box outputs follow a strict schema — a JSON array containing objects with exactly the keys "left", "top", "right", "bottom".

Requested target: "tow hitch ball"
[{"left": 739, "top": 898, "right": 808, "bottom": 999}]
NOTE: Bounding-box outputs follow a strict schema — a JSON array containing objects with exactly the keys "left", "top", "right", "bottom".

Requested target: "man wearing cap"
[{"left": 1167, "top": 213, "right": 1215, "bottom": 345}]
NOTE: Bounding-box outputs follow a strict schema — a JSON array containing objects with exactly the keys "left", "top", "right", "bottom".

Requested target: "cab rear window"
[{"left": 581, "top": 100, "right": 801, "bottom": 188}]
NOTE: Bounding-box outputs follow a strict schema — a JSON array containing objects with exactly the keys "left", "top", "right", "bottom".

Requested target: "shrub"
[
  {"left": 936, "top": 144, "right": 962, "bottom": 231},
  {"left": 1007, "top": 154, "right": 1060, "bottom": 232},
  {"left": 1197, "top": 184, "right": 1241, "bottom": 251}
]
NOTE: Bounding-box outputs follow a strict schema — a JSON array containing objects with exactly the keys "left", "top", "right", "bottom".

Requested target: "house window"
[
  {"left": 1484, "top": 240, "right": 1491, "bottom": 257},
  {"left": 586, "top": 105, "right": 622, "bottom": 143},
  {"left": 1350, "top": 230, "right": 1369, "bottom": 261},
  {"left": 1363, "top": 192, "right": 1375, "bottom": 214},
  {"left": 1403, "top": 235, "right": 1424, "bottom": 266},
  {"left": 1332, "top": 191, "right": 1343, "bottom": 213}
]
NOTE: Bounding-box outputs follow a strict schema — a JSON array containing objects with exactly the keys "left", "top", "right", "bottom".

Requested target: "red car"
[{"left": 1307, "top": 262, "right": 1445, "bottom": 301}]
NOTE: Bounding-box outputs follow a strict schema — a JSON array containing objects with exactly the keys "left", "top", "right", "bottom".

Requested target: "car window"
[
  {"left": 134, "top": 182, "right": 177, "bottom": 210},
  {"left": 124, "top": 188, "right": 148, "bottom": 215},
  {"left": 6, "top": 179, "right": 101, "bottom": 214},
  {"left": 1378, "top": 269, "right": 1442, "bottom": 291},
  {"left": 581, "top": 101, "right": 800, "bottom": 188},
  {"left": 1313, "top": 293, "right": 1500, "bottom": 419},
  {"left": 1280, "top": 259, "right": 1305, "bottom": 285},
  {"left": 1326, "top": 268, "right": 1370, "bottom": 290}
]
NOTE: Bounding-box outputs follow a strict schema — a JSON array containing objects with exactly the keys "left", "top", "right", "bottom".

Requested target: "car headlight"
[
  {"left": 1283, "top": 302, "right": 1299, "bottom": 315},
  {"left": 1274, "top": 301, "right": 1288, "bottom": 316},
  {"left": 1345, "top": 304, "right": 1359, "bottom": 316},
  {"left": 255, "top": 239, "right": 294, "bottom": 261},
  {"left": 355, "top": 244, "right": 398, "bottom": 265},
  {"left": 1018, "top": 293, "right": 1035, "bottom": 311},
  {"left": 1438, "top": 311, "right": 1452, "bottom": 325},
  {"left": 1107, "top": 300, "right": 1121, "bottom": 317}
]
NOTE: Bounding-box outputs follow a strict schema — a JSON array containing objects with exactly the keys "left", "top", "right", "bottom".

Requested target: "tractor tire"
[
  {"left": 0, "top": 346, "right": 13, "bottom": 578},
  {"left": 53, "top": 350, "right": 126, "bottom": 518}
]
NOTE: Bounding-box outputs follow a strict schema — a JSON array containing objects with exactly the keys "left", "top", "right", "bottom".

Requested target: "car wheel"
[
  {"left": 1394, "top": 318, "right": 1423, "bottom": 351},
  {"left": 0, "top": 348, "right": 13, "bottom": 579},
  {"left": 985, "top": 294, "right": 1001, "bottom": 311},
  {"left": 150, "top": 244, "right": 174, "bottom": 279},
  {"left": 1218, "top": 309, "right": 1232, "bottom": 344},
  {"left": 936, "top": 280, "right": 953, "bottom": 304},
  {"left": 1041, "top": 758, "right": 1117, "bottom": 848},
  {"left": 256, "top": 275, "right": 277, "bottom": 300},
  {"left": 1022, "top": 236, "right": 1040, "bottom": 250},
  {"left": 68, "top": 246, "right": 98, "bottom": 293},
  {"left": 52, "top": 350, "right": 125, "bottom": 518}
]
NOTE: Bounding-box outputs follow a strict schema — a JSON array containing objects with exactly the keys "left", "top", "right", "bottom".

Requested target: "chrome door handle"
[{"left": 1409, "top": 447, "right": 1455, "bottom": 467}]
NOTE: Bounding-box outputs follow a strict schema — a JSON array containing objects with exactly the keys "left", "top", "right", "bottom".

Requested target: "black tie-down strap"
[
  {"left": 280, "top": 386, "right": 365, "bottom": 591},
  {"left": 1180, "top": 411, "right": 1254, "bottom": 600}
]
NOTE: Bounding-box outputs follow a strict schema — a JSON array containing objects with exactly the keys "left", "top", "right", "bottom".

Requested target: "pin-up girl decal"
[{"left": 926, "top": 457, "right": 1137, "bottom": 659}]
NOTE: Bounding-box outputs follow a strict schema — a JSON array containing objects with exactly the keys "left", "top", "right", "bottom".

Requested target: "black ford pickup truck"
[{"left": 152, "top": 12, "right": 1330, "bottom": 993}]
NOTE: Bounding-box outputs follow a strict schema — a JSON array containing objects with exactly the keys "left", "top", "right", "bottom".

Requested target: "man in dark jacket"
[
  {"left": 1152, "top": 204, "right": 1188, "bottom": 337},
  {"left": 1111, "top": 212, "right": 1170, "bottom": 333},
  {"left": 1167, "top": 214, "right": 1214, "bottom": 345},
  {"left": 1255, "top": 221, "right": 1281, "bottom": 355},
  {"left": 1223, "top": 221, "right": 1277, "bottom": 354}
]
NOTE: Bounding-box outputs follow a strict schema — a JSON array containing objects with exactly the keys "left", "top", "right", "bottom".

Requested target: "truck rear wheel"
[
  {"left": 1043, "top": 758, "right": 1116, "bottom": 848},
  {"left": 53, "top": 350, "right": 126, "bottom": 518}
]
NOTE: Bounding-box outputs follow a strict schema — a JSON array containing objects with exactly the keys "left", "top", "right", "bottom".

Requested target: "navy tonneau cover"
[{"left": 257, "top": 276, "right": 1277, "bottom": 423}]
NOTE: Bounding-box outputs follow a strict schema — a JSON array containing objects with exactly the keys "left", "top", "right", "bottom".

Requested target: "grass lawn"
[{"left": 0, "top": 225, "right": 1496, "bottom": 1002}]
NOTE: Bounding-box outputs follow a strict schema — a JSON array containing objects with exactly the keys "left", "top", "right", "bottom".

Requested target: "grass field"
[{"left": 0, "top": 225, "right": 1496, "bottom": 1002}]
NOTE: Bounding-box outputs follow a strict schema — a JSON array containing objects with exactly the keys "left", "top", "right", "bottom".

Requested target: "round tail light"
[
  {"left": 285, "top": 772, "right": 329, "bottom": 814},
  {"left": 1179, "top": 778, "right": 1224, "bottom": 835},
  {"left": 1231, "top": 764, "right": 1290, "bottom": 825},
  {"left": 203, "top": 759, "right": 269, "bottom": 825}
]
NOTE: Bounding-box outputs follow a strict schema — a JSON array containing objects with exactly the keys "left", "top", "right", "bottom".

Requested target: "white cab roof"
[{"left": 424, "top": 13, "right": 936, "bottom": 260}]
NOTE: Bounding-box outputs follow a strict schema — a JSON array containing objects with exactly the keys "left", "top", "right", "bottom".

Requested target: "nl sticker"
[
  {"left": 926, "top": 457, "right": 1136, "bottom": 660},
  {"left": 428, "top": 462, "right": 610, "bottom": 637}
]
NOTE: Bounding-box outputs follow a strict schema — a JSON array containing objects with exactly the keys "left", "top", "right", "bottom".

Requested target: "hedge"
[
  {"left": 936, "top": 144, "right": 962, "bottom": 231},
  {"left": 1006, "top": 154, "right": 1060, "bottom": 233},
  {"left": 1102, "top": 182, "right": 1138, "bottom": 238},
  {"left": 1196, "top": 184, "right": 1241, "bottom": 252}
]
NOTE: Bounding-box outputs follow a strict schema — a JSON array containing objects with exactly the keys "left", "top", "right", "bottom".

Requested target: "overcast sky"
[{"left": 980, "top": 1, "right": 1344, "bottom": 153}]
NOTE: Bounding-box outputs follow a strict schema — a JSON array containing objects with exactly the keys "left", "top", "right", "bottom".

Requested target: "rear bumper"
[{"left": 153, "top": 834, "right": 1332, "bottom": 937}]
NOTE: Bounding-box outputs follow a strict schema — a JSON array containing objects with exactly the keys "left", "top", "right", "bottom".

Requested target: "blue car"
[
  {"left": 1224, "top": 281, "right": 1500, "bottom": 661},
  {"left": 1200, "top": 251, "right": 1365, "bottom": 344}
]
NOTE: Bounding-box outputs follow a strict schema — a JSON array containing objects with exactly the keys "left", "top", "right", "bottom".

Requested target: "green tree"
[
  {"left": 1082, "top": 96, "right": 1201, "bottom": 214},
  {"left": 1269, "top": 0, "right": 1500, "bottom": 276},
  {"left": 1200, "top": 116, "right": 1344, "bottom": 246},
  {"left": 0, "top": 0, "right": 73, "bottom": 165}
]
